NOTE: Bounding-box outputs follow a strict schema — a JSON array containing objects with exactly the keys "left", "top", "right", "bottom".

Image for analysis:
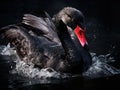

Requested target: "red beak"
[{"left": 74, "top": 25, "right": 88, "bottom": 47}]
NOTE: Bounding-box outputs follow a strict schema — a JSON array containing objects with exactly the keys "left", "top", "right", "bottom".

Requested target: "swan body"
[{"left": 0, "top": 7, "right": 92, "bottom": 74}]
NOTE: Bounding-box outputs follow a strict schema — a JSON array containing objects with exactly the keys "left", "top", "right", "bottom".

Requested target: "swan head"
[
  {"left": 55, "top": 7, "right": 85, "bottom": 30},
  {"left": 54, "top": 7, "right": 88, "bottom": 48}
]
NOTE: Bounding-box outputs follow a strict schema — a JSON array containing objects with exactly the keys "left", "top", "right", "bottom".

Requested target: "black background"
[
  {"left": 0, "top": 0, "right": 120, "bottom": 89},
  {"left": 0, "top": 0, "right": 120, "bottom": 54}
]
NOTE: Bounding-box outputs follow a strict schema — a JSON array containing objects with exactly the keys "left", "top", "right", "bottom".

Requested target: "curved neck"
[{"left": 55, "top": 19, "right": 80, "bottom": 63}]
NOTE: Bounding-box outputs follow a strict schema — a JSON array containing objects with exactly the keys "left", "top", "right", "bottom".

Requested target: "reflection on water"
[{"left": 0, "top": 44, "right": 120, "bottom": 89}]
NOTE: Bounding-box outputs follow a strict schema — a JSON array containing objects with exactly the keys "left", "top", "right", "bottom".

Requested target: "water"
[{"left": 0, "top": 44, "right": 120, "bottom": 89}]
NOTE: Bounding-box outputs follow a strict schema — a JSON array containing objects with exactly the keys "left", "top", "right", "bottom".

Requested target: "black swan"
[{"left": 0, "top": 7, "right": 92, "bottom": 74}]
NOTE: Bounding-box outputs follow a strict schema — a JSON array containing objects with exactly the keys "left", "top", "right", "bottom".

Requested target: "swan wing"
[{"left": 22, "top": 11, "right": 60, "bottom": 43}]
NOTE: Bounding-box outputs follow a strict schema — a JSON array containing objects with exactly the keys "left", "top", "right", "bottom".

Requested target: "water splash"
[
  {"left": 11, "top": 60, "right": 62, "bottom": 79},
  {"left": 83, "top": 53, "right": 120, "bottom": 78},
  {"left": 0, "top": 44, "right": 120, "bottom": 80},
  {"left": 0, "top": 44, "right": 70, "bottom": 79},
  {"left": 0, "top": 43, "right": 15, "bottom": 56}
]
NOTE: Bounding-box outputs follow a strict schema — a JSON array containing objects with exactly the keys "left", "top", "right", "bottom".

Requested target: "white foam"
[
  {"left": 83, "top": 53, "right": 120, "bottom": 78},
  {"left": 11, "top": 60, "right": 62, "bottom": 79}
]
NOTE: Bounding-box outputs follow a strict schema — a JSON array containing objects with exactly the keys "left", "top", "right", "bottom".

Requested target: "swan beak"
[{"left": 74, "top": 25, "right": 88, "bottom": 47}]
